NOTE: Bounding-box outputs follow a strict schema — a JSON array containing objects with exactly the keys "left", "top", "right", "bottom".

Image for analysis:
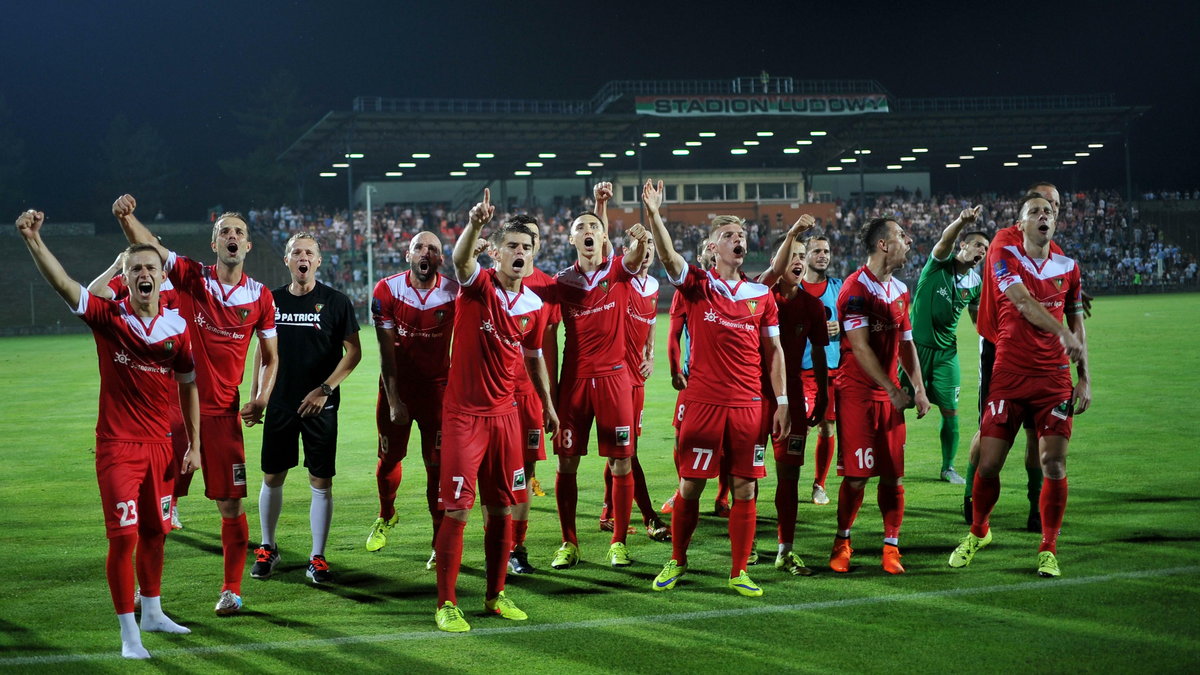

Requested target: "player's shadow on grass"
[
  {"left": 256, "top": 563, "right": 438, "bottom": 604},
  {"left": 165, "top": 529, "right": 224, "bottom": 556},
  {"left": 0, "top": 619, "right": 59, "bottom": 654}
]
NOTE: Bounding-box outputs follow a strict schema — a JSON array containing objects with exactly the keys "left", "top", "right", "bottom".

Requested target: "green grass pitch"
[{"left": 1, "top": 293, "right": 1198, "bottom": 672}]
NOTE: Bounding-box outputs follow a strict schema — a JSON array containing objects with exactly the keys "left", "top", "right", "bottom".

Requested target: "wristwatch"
[{"left": 320, "top": 383, "right": 334, "bottom": 396}]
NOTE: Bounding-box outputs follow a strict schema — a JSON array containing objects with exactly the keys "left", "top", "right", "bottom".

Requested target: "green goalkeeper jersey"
[{"left": 910, "top": 253, "right": 981, "bottom": 350}]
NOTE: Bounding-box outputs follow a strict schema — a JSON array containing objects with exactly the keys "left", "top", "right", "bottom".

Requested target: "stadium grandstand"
[{"left": 6, "top": 76, "right": 1197, "bottom": 334}]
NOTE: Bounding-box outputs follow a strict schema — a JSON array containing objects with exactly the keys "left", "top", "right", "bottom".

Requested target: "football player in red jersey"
[{"left": 17, "top": 210, "right": 200, "bottom": 659}]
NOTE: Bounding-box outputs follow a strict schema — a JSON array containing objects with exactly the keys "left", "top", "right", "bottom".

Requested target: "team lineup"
[{"left": 13, "top": 178, "right": 1090, "bottom": 655}]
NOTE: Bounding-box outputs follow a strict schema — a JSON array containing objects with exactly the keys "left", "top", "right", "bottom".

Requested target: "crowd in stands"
[{"left": 244, "top": 187, "right": 1198, "bottom": 313}]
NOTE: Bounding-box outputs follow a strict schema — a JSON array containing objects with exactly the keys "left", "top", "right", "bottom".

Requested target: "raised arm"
[
  {"left": 594, "top": 181, "right": 612, "bottom": 230},
  {"left": 931, "top": 205, "right": 982, "bottom": 261},
  {"left": 87, "top": 254, "right": 124, "bottom": 300},
  {"left": 643, "top": 179, "right": 686, "bottom": 280},
  {"left": 15, "top": 210, "right": 82, "bottom": 308},
  {"left": 454, "top": 188, "right": 494, "bottom": 281},
  {"left": 621, "top": 223, "right": 650, "bottom": 274},
  {"left": 112, "top": 194, "right": 169, "bottom": 262},
  {"left": 760, "top": 214, "right": 815, "bottom": 286}
]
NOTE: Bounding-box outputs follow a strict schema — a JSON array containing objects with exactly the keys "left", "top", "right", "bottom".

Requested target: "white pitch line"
[{"left": 4, "top": 565, "right": 1197, "bottom": 666}]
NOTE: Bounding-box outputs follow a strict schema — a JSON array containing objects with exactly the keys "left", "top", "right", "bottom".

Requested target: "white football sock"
[
  {"left": 310, "top": 486, "right": 332, "bottom": 558},
  {"left": 118, "top": 612, "right": 150, "bottom": 659},
  {"left": 139, "top": 595, "right": 190, "bottom": 634},
  {"left": 259, "top": 480, "right": 283, "bottom": 547}
]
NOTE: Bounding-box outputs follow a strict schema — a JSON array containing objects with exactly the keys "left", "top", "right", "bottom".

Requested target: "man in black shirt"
[{"left": 250, "top": 232, "right": 362, "bottom": 584}]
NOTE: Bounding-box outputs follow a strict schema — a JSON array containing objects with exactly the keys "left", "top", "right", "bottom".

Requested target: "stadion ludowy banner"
[{"left": 635, "top": 94, "right": 889, "bottom": 116}]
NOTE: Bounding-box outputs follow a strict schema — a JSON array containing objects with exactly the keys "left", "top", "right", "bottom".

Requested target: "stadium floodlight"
[
  {"left": 1018, "top": 153, "right": 1033, "bottom": 158},
  {"left": 449, "top": 171, "right": 468, "bottom": 176},
  {"left": 756, "top": 131, "right": 774, "bottom": 137},
  {"left": 672, "top": 149, "right": 690, "bottom": 155},
  {"left": 514, "top": 170, "right": 532, "bottom": 176},
  {"left": 526, "top": 162, "right": 544, "bottom": 167},
  {"left": 385, "top": 171, "right": 404, "bottom": 177},
  {"left": 783, "top": 148, "right": 801, "bottom": 154},
  {"left": 826, "top": 166, "right": 842, "bottom": 171},
  {"left": 463, "top": 162, "right": 481, "bottom": 168},
  {"left": 730, "top": 148, "right": 749, "bottom": 155},
  {"left": 972, "top": 146, "right": 989, "bottom": 151},
  {"left": 685, "top": 141, "right": 702, "bottom": 146},
  {"left": 397, "top": 162, "right": 417, "bottom": 168},
  {"left": 959, "top": 155, "right": 975, "bottom": 160},
  {"left": 639, "top": 142, "right": 648, "bottom": 147},
  {"left": 901, "top": 156, "right": 916, "bottom": 161},
  {"left": 319, "top": 172, "right": 338, "bottom": 177},
  {"left": 345, "top": 153, "right": 364, "bottom": 159},
  {"left": 643, "top": 132, "right": 661, "bottom": 138},
  {"left": 1004, "top": 162, "right": 1019, "bottom": 167},
  {"left": 698, "top": 132, "right": 717, "bottom": 137},
  {"left": 576, "top": 170, "right": 593, "bottom": 176},
  {"left": 840, "top": 158, "right": 856, "bottom": 163},
  {"left": 1075, "top": 152, "right": 1090, "bottom": 157},
  {"left": 1031, "top": 144, "right": 1048, "bottom": 150},
  {"left": 1063, "top": 160, "right": 1077, "bottom": 165},
  {"left": 743, "top": 140, "right": 760, "bottom": 146},
  {"left": 854, "top": 149, "right": 871, "bottom": 155},
  {"left": 599, "top": 152, "right": 618, "bottom": 158},
  {"left": 1088, "top": 143, "right": 1104, "bottom": 148},
  {"left": 625, "top": 149, "right": 636, "bottom": 156},
  {"left": 538, "top": 153, "right": 557, "bottom": 158},
  {"left": 587, "top": 162, "right": 604, "bottom": 167},
  {"left": 796, "top": 139, "right": 813, "bottom": 145},
  {"left": 476, "top": 153, "right": 495, "bottom": 159},
  {"left": 810, "top": 131, "right": 827, "bottom": 136},
  {"left": 887, "top": 164, "right": 902, "bottom": 170},
  {"left": 912, "top": 148, "right": 929, "bottom": 153},
  {"left": 332, "top": 163, "right": 349, "bottom": 168},
  {"left": 946, "top": 163, "right": 961, "bottom": 168},
  {"left": 412, "top": 153, "right": 431, "bottom": 159}
]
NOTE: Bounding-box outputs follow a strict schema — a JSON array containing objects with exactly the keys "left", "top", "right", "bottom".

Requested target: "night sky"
[{"left": 5, "top": 0, "right": 1198, "bottom": 218}]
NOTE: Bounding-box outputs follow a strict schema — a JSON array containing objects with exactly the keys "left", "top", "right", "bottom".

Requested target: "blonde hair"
[
  {"left": 284, "top": 231, "right": 321, "bottom": 254},
  {"left": 709, "top": 215, "right": 745, "bottom": 236}
]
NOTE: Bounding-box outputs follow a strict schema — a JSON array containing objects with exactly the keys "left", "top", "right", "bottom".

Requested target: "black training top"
[{"left": 269, "top": 281, "right": 360, "bottom": 411}]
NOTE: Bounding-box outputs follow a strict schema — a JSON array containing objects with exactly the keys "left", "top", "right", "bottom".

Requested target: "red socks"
[
  {"left": 878, "top": 483, "right": 905, "bottom": 541},
  {"left": 106, "top": 533, "right": 137, "bottom": 614},
  {"left": 484, "top": 513, "right": 512, "bottom": 599},
  {"left": 135, "top": 531, "right": 165, "bottom": 598},
  {"left": 221, "top": 514, "right": 248, "bottom": 595},
  {"left": 1039, "top": 477, "right": 1068, "bottom": 553},
  {"left": 729, "top": 498, "right": 757, "bottom": 576},
  {"left": 512, "top": 519, "right": 529, "bottom": 548},
  {"left": 775, "top": 477, "right": 799, "bottom": 545},
  {"left": 556, "top": 472, "right": 579, "bottom": 545},
  {"left": 631, "top": 456, "right": 656, "bottom": 524},
  {"left": 836, "top": 480, "right": 864, "bottom": 532},
  {"left": 611, "top": 472, "right": 634, "bottom": 544},
  {"left": 814, "top": 435, "right": 835, "bottom": 486},
  {"left": 435, "top": 517, "right": 466, "bottom": 606},
  {"left": 971, "top": 473, "right": 1001, "bottom": 538},
  {"left": 376, "top": 456, "right": 403, "bottom": 521},
  {"left": 670, "top": 497, "right": 700, "bottom": 566}
]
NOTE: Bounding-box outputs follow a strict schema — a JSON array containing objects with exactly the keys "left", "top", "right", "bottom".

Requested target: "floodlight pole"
[{"left": 365, "top": 184, "right": 377, "bottom": 296}]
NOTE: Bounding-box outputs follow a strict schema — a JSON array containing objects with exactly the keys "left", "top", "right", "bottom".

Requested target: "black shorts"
[
  {"left": 261, "top": 404, "right": 339, "bottom": 479},
  {"left": 977, "top": 337, "right": 1033, "bottom": 431}
]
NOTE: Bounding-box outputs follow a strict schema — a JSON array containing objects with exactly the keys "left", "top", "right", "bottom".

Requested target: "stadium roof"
[{"left": 279, "top": 77, "right": 1148, "bottom": 185}]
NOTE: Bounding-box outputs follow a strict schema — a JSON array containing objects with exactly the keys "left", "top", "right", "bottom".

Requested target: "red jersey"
[
  {"left": 444, "top": 265, "right": 547, "bottom": 416},
  {"left": 992, "top": 244, "right": 1082, "bottom": 375},
  {"left": 371, "top": 271, "right": 458, "bottom": 384},
  {"left": 71, "top": 288, "right": 196, "bottom": 442},
  {"left": 837, "top": 266, "right": 913, "bottom": 401},
  {"left": 761, "top": 283, "right": 829, "bottom": 394},
  {"left": 166, "top": 252, "right": 277, "bottom": 415},
  {"left": 108, "top": 276, "right": 185, "bottom": 406},
  {"left": 624, "top": 275, "right": 660, "bottom": 381},
  {"left": 977, "top": 225, "right": 1064, "bottom": 343},
  {"left": 514, "top": 266, "right": 560, "bottom": 397},
  {"left": 670, "top": 265, "right": 780, "bottom": 407},
  {"left": 668, "top": 289, "right": 687, "bottom": 377},
  {"left": 552, "top": 256, "right": 636, "bottom": 380}
]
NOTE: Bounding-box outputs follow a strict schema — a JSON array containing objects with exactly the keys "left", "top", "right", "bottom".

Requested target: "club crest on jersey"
[
  {"left": 745, "top": 299, "right": 759, "bottom": 315},
  {"left": 616, "top": 426, "right": 631, "bottom": 446},
  {"left": 512, "top": 468, "right": 527, "bottom": 491},
  {"left": 1053, "top": 278, "right": 1063, "bottom": 289},
  {"left": 599, "top": 280, "right": 610, "bottom": 293},
  {"left": 897, "top": 298, "right": 905, "bottom": 310},
  {"left": 237, "top": 308, "right": 250, "bottom": 321},
  {"left": 163, "top": 339, "right": 175, "bottom": 353},
  {"left": 160, "top": 496, "right": 172, "bottom": 521},
  {"left": 435, "top": 310, "right": 447, "bottom": 323},
  {"left": 519, "top": 316, "right": 531, "bottom": 331},
  {"left": 314, "top": 304, "right": 324, "bottom": 313},
  {"left": 753, "top": 445, "right": 766, "bottom": 466}
]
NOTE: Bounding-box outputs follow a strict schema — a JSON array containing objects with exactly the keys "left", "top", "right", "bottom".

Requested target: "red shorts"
[
  {"left": 95, "top": 441, "right": 174, "bottom": 539},
  {"left": 516, "top": 391, "right": 546, "bottom": 463},
  {"left": 632, "top": 384, "right": 646, "bottom": 438},
  {"left": 439, "top": 409, "right": 528, "bottom": 511},
  {"left": 762, "top": 395, "right": 810, "bottom": 467},
  {"left": 981, "top": 369, "right": 1075, "bottom": 443},
  {"left": 802, "top": 369, "right": 837, "bottom": 422},
  {"left": 199, "top": 413, "right": 247, "bottom": 499},
  {"left": 376, "top": 380, "right": 445, "bottom": 465},
  {"left": 676, "top": 400, "right": 766, "bottom": 480},
  {"left": 835, "top": 388, "right": 906, "bottom": 478},
  {"left": 553, "top": 374, "right": 635, "bottom": 458}
]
